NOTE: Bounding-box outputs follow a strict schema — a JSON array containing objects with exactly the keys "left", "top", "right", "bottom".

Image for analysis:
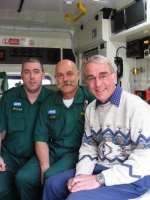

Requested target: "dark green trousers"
[
  {"left": 16, "top": 156, "right": 42, "bottom": 200},
  {"left": 0, "top": 152, "right": 41, "bottom": 200},
  {"left": 0, "top": 151, "right": 78, "bottom": 200}
]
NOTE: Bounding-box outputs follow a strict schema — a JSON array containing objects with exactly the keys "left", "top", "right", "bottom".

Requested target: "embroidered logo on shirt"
[
  {"left": 12, "top": 102, "right": 23, "bottom": 111},
  {"left": 48, "top": 109, "right": 56, "bottom": 114},
  {"left": 48, "top": 109, "right": 56, "bottom": 119}
]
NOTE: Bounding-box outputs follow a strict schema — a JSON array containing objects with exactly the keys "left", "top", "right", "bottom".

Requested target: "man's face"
[
  {"left": 55, "top": 60, "right": 79, "bottom": 98},
  {"left": 21, "top": 62, "right": 44, "bottom": 93},
  {"left": 85, "top": 62, "right": 117, "bottom": 103}
]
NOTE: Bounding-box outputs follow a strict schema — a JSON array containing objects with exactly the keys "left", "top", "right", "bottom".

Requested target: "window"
[
  {"left": 0, "top": 49, "right": 5, "bottom": 61},
  {"left": 7, "top": 73, "right": 54, "bottom": 89}
]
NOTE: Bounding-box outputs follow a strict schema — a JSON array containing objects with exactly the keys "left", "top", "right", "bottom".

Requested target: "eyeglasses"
[{"left": 86, "top": 72, "right": 113, "bottom": 82}]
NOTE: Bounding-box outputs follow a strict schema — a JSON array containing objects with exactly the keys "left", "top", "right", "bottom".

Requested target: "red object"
[
  {"left": 2, "top": 38, "right": 20, "bottom": 45},
  {"left": 146, "top": 89, "right": 150, "bottom": 101}
]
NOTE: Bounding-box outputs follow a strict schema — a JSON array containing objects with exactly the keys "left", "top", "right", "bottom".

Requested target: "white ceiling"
[{"left": 0, "top": 0, "right": 131, "bottom": 31}]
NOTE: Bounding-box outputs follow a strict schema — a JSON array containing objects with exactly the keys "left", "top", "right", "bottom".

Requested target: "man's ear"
[
  {"left": 113, "top": 72, "right": 117, "bottom": 85},
  {"left": 21, "top": 72, "right": 23, "bottom": 80},
  {"left": 77, "top": 70, "right": 80, "bottom": 79},
  {"left": 42, "top": 72, "right": 45, "bottom": 80}
]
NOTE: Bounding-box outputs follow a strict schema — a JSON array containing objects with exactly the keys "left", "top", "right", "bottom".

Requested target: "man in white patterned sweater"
[{"left": 43, "top": 55, "right": 150, "bottom": 200}]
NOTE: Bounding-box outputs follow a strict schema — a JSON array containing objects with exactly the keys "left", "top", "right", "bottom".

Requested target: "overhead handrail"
[{"left": 64, "top": 0, "right": 87, "bottom": 22}]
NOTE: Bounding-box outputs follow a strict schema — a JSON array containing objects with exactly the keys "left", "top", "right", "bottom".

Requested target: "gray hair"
[{"left": 84, "top": 55, "right": 117, "bottom": 73}]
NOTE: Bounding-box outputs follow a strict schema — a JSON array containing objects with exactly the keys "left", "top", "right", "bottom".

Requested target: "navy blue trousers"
[{"left": 43, "top": 165, "right": 150, "bottom": 200}]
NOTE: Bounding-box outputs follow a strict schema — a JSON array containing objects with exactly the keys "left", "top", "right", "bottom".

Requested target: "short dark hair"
[{"left": 21, "top": 58, "right": 44, "bottom": 72}]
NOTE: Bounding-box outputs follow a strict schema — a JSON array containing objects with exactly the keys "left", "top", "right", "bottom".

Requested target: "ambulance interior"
[{"left": 0, "top": 0, "right": 150, "bottom": 199}]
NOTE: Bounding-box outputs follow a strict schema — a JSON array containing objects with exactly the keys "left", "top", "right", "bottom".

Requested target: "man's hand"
[
  {"left": 40, "top": 164, "right": 49, "bottom": 184},
  {"left": 67, "top": 174, "right": 101, "bottom": 192},
  {"left": 0, "top": 156, "right": 6, "bottom": 171},
  {"left": 35, "top": 141, "right": 50, "bottom": 184}
]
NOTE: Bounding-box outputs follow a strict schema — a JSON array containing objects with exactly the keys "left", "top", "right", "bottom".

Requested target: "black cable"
[
  {"left": 114, "top": 46, "right": 126, "bottom": 79},
  {"left": 116, "top": 46, "right": 126, "bottom": 57},
  {"left": 17, "top": 0, "right": 25, "bottom": 13}
]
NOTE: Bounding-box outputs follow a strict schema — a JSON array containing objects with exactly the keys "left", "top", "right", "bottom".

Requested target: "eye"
[
  {"left": 23, "top": 70, "right": 30, "bottom": 74},
  {"left": 66, "top": 71, "right": 74, "bottom": 76},
  {"left": 99, "top": 74, "right": 107, "bottom": 79},
  {"left": 55, "top": 73, "right": 64, "bottom": 79},
  {"left": 98, "top": 73, "right": 113, "bottom": 80},
  {"left": 33, "top": 69, "right": 41, "bottom": 74},
  {"left": 86, "top": 76, "right": 95, "bottom": 81}
]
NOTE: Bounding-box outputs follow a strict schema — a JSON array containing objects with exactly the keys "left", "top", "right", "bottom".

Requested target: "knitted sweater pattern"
[{"left": 76, "top": 91, "right": 150, "bottom": 186}]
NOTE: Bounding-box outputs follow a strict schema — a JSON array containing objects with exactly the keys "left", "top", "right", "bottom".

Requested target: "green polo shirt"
[
  {"left": 34, "top": 86, "right": 94, "bottom": 165},
  {"left": 0, "top": 85, "right": 52, "bottom": 158}
]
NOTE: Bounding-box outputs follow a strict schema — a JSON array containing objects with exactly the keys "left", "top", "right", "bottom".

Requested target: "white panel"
[{"left": 74, "top": 16, "right": 103, "bottom": 51}]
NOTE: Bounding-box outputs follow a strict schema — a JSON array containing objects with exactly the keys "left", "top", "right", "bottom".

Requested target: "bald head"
[
  {"left": 55, "top": 59, "right": 78, "bottom": 74},
  {"left": 55, "top": 59, "right": 80, "bottom": 98}
]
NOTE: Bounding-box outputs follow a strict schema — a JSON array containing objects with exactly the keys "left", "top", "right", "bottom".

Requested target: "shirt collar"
[
  {"left": 19, "top": 85, "right": 48, "bottom": 104},
  {"left": 54, "top": 86, "right": 85, "bottom": 105},
  {"left": 96, "top": 85, "right": 122, "bottom": 108},
  {"left": 19, "top": 85, "right": 27, "bottom": 99}
]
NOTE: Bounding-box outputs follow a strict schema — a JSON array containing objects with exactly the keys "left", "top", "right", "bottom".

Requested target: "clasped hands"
[{"left": 67, "top": 174, "right": 101, "bottom": 192}]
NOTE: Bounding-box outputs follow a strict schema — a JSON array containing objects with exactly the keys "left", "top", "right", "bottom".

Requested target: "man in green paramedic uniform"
[
  {"left": 0, "top": 58, "right": 51, "bottom": 200},
  {"left": 34, "top": 59, "right": 94, "bottom": 189},
  {"left": 2, "top": 59, "right": 93, "bottom": 200}
]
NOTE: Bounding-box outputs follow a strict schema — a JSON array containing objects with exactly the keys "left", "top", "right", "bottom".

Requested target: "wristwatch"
[{"left": 96, "top": 173, "right": 105, "bottom": 186}]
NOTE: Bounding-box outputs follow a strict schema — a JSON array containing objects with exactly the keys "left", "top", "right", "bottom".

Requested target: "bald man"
[
  {"left": 34, "top": 59, "right": 94, "bottom": 198},
  {"left": 35, "top": 59, "right": 94, "bottom": 178}
]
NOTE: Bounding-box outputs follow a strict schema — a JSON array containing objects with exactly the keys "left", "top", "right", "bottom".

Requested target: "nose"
[
  {"left": 30, "top": 72, "right": 34, "bottom": 79},
  {"left": 63, "top": 74, "right": 69, "bottom": 81},
  {"left": 95, "top": 77, "right": 102, "bottom": 87}
]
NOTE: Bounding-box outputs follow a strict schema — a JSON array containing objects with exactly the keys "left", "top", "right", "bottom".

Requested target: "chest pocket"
[
  {"left": 48, "top": 113, "right": 62, "bottom": 139},
  {"left": 8, "top": 112, "right": 25, "bottom": 132}
]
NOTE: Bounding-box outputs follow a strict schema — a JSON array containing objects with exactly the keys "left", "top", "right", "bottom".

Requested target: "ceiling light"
[{"left": 64, "top": 0, "right": 74, "bottom": 4}]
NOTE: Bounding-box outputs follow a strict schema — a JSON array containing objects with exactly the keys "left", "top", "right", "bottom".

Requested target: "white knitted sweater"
[{"left": 76, "top": 90, "right": 150, "bottom": 186}]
